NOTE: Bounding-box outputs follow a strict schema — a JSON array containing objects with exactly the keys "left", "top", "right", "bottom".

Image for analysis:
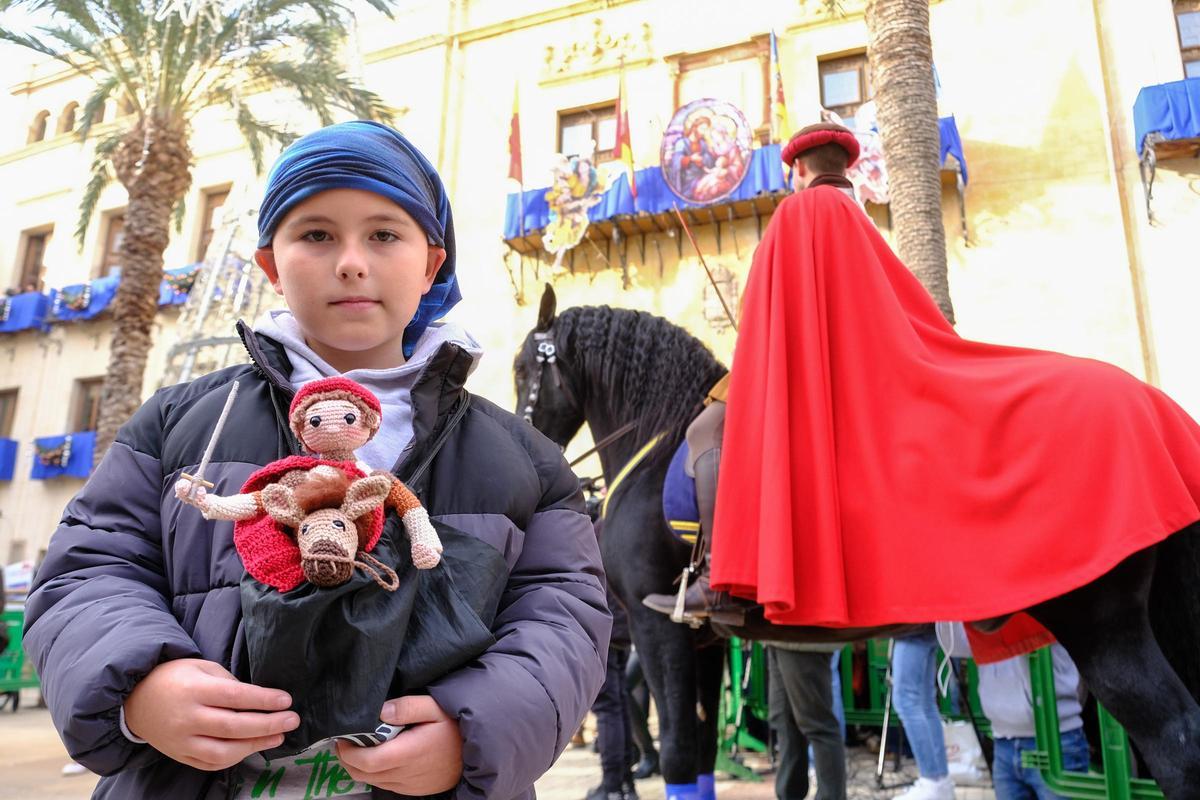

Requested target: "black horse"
[{"left": 515, "top": 285, "right": 1200, "bottom": 798}]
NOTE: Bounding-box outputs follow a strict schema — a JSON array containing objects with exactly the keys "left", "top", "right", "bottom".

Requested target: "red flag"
[
  {"left": 508, "top": 84, "right": 522, "bottom": 185},
  {"left": 614, "top": 70, "right": 637, "bottom": 200}
]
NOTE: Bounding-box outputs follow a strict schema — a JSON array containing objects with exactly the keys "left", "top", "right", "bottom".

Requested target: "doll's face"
[{"left": 299, "top": 398, "right": 373, "bottom": 454}]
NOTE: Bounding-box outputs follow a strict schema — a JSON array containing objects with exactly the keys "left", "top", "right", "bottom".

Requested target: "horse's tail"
[{"left": 1149, "top": 521, "right": 1200, "bottom": 702}]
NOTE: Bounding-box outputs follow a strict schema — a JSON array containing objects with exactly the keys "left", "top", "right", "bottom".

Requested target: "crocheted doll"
[{"left": 175, "top": 377, "right": 443, "bottom": 590}]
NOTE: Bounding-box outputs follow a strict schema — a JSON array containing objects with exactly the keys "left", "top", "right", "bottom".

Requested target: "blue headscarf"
[{"left": 258, "top": 120, "right": 461, "bottom": 357}]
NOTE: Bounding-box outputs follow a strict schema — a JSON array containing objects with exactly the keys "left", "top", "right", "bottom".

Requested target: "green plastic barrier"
[
  {"left": 0, "top": 609, "right": 39, "bottom": 696},
  {"left": 839, "top": 639, "right": 990, "bottom": 736},
  {"left": 1024, "top": 647, "right": 1163, "bottom": 800},
  {"left": 716, "top": 637, "right": 768, "bottom": 781}
]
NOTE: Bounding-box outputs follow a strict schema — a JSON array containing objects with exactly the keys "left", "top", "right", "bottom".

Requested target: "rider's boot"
[
  {"left": 642, "top": 556, "right": 752, "bottom": 627},
  {"left": 643, "top": 446, "right": 759, "bottom": 626}
]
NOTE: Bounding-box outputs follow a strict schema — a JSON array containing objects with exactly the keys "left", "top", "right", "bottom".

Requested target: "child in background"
[{"left": 978, "top": 645, "right": 1089, "bottom": 800}]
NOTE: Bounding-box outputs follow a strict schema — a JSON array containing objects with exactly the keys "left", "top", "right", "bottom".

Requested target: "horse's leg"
[
  {"left": 627, "top": 602, "right": 700, "bottom": 797},
  {"left": 694, "top": 640, "right": 723, "bottom": 796},
  {"left": 1027, "top": 546, "right": 1200, "bottom": 799}
]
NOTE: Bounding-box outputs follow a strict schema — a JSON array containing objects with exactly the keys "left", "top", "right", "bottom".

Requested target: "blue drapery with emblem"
[
  {"left": 504, "top": 144, "right": 788, "bottom": 240},
  {"left": 30, "top": 432, "right": 95, "bottom": 480},
  {"left": 0, "top": 292, "right": 50, "bottom": 333}
]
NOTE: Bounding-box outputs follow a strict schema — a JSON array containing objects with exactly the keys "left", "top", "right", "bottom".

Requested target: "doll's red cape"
[
  {"left": 233, "top": 455, "right": 385, "bottom": 592},
  {"left": 710, "top": 187, "right": 1200, "bottom": 659}
]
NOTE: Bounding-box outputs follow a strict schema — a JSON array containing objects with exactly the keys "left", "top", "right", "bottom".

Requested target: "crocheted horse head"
[{"left": 260, "top": 468, "right": 396, "bottom": 589}]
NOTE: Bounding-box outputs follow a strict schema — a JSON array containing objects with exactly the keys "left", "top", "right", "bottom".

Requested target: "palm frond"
[
  {"left": 76, "top": 74, "right": 118, "bottom": 140},
  {"left": 233, "top": 103, "right": 297, "bottom": 173},
  {"left": 173, "top": 195, "right": 186, "bottom": 233},
  {"left": 75, "top": 130, "right": 124, "bottom": 247}
]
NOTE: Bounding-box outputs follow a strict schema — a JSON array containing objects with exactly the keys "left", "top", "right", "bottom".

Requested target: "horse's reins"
[{"left": 568, "top": 422, "right": 636, "bottom": 468}]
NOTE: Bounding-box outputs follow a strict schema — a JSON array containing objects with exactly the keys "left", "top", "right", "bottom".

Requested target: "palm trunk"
[
  {"left": 95, "top": 117, "right": 192, "bottom": 464},
  {"left": 865, "top": 0, "right": 955, "bottom": 324}
]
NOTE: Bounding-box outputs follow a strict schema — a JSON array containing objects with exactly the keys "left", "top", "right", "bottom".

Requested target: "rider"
[{"left": 642, "top": 122, "right": 861, "bottom": 625}]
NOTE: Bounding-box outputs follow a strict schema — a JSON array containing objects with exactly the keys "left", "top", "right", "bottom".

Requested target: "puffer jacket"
[{"left": 24, "top": 322, "right": 611, "bottom": 799}]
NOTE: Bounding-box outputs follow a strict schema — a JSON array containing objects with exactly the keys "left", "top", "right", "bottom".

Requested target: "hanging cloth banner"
[{"left": 660, "top": 98, "right": 754, "bottom": 204}]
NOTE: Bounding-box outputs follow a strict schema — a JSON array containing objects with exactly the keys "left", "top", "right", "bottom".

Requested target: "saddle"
[{"left": 662, "top": 440, "right": 700, "bottom": 544}]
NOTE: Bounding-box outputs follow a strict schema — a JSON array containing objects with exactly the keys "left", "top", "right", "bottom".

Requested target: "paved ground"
[{"left": 0, "top": 696, "right": 996, "bottom": 799}]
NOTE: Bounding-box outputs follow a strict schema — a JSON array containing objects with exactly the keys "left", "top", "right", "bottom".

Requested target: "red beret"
[
  {"left": 290, "top": 377, "right": 382, "bottom": 418},
  {"left": 781, "top": 122, "right": 860, "bottom": 168}
]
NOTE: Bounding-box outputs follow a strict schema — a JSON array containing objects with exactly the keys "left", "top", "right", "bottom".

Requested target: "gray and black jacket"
[{"left": 24, "top": 322, "right": 611, "bottom": 799}]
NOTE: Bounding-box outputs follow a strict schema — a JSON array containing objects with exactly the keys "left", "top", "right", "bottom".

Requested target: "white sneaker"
[
  {"left": 895, "top": 776, "right": 955, "bottom": 800},
  {"left": 61, "top": 761, "right": 89, "bottom": 777}
]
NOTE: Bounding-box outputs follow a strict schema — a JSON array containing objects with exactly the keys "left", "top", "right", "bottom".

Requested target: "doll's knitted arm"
[
  {"left": 173, "top": 477, "right": 261, "bottom": 521},
  {"left": 385, "top": 478, "right": 442, "bottom": 569}
]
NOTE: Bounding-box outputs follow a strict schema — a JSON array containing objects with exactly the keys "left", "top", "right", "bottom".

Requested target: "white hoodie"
[{"left": 253, "top": 309, "right": 483, "bottom": 471}]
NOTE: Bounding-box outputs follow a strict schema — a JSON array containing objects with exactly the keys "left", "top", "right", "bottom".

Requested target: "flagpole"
[{"left": 672, "top": 205, "right": 737, "bottom": 331}]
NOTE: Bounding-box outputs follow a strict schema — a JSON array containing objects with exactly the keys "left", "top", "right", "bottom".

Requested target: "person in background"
[{"left": 979, "top": 644, "right": 1089, "bottom": 800}]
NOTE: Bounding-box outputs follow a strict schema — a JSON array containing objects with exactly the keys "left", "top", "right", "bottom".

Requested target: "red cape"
[
  {"left": 711, "top": 187, "right": 1200, "bottom": 647},
  {"left": 233, "top": 455, "right": 384, "bottom": 592}
]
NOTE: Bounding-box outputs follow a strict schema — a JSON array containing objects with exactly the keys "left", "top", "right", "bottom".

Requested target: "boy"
[{"left": 24, "top": 120, "right": 611, "bottom": 799}]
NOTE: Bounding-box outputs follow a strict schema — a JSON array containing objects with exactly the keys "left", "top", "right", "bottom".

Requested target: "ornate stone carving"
[
  {"left": 796, "top": 0, "right": 865, "bottom": 20},
  {"left": 542, "top": 18, "right": 653, "bottom": 81}
]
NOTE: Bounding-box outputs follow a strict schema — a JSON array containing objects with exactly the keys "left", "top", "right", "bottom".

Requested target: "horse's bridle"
[
  {"left": 521, "top": 330, "right": 576, "bottom": 425},
  {"left": 521, "top": 327, "right": 636, "bottom": 468}
]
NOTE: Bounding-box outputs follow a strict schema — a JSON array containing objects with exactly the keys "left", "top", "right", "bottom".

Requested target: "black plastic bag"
[{"left": 241, "top": 519, "right": 508, "bottom": 758}]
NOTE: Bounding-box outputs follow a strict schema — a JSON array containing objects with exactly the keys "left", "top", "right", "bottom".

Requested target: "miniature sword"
[{"left": 180, "top": 380, "right": 239, "bottom": 499}]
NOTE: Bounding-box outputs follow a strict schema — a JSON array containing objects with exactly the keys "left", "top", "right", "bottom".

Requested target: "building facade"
[{"left": 0, "top": 0, "right": 1196, "bottom": 564}]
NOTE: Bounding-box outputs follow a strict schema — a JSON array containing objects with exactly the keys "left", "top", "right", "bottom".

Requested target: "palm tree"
[
  {"left": 864, "top": 0, "right": 955, "bottom": 323},
  {"left": 0, "top": 0, "right": 396, "bottom": 462}
]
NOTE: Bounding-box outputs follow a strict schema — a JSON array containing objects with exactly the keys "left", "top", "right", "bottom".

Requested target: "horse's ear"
[
  {"left": 535, "top": 283, "right": 556, "bottom": 332},
  {"left": 261, "top": 484, "right": 305, "bottom": 529},
  {"left": 342, "top": 474, "right": 392, "bottom": 521}
]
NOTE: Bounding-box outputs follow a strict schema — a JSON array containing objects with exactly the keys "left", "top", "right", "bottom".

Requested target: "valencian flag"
[
  {"left": 508, "top": 83, "right": 523, "bottom": 186},
  {"left": 770, "top": 30, "right": 789, "bottom": 142},
  {"left": 614, "top": 68, "right": 638, "bottom": 199}
]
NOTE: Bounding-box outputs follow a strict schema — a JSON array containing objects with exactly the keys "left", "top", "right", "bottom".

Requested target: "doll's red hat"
[{"left": 290, "top": 377, "right": 382, "bottom": 417}]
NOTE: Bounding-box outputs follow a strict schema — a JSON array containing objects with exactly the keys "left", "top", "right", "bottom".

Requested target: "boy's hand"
[
  {"left": 124, "top": 659, "right": 299, "bottom": 771},
  {"left": 336, "top": 695, "right": 462, "bottom": 794}
]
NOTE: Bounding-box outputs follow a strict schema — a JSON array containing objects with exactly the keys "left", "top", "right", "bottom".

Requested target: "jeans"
[
  {"left": 592, "top": 647, "right": 635, "bottom": 790},
  {"left": 769, "top": 648, "right": 847, "bottom": 800},
  {"left": 992, "top": 728, "right": 1090, "bottom": 800},
  {"left": 892, "top": 631, "right": 948, "bottom": 780},
  {"left": 830, "top": 651, "right": 846, "bottom": 743}
]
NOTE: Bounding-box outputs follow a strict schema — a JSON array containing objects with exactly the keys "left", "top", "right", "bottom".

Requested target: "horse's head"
[
  {"left": 261, "top": 469, "right": 392, "bottom": 587},
  {"left": 513, "top": 284, "right": 585, "bottom": 447}
]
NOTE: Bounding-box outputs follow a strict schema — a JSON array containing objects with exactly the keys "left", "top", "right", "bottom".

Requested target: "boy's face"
[{"left": 255, "top": 189, "right": 446, "bottom": 371}]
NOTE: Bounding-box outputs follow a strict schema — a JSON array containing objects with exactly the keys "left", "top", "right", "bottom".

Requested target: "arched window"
[
  {"left": 91, "top": 101, "right": 106, "bottom": 126},
  {"left": 27, "top": 110, "right": 50, "bottom": 144},
  {"left": 119, "top": 95, "right": 135, "bottom": 116},
  {"left": 57, "top": 102, "right": 78, "bottom": 135}
]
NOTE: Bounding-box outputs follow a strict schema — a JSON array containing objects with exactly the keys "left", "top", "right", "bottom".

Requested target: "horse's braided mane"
[{"left": 553, "top": 305, "right": 727, "bottom": 460}]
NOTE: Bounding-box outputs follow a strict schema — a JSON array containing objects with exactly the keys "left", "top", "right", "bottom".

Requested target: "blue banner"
[
  {"left": 939, "top": 116, "right": 968, "bottom": 184},
  {"left": 159, "top": 264, "right": 200, "bottom": 307},
  {"left": 0, "top": 292, "right": 50, "bottom": 334},
  {"left": 504, "top": 144, "right": 788, "bottom": 240},
  {"left": 0, "top": 439, "right": 16, "bottom": 481},
  {"left": 30, "top": 431, "right": 95, "bottom": 480},
  {"left": 47, "top": 273, "right": 120, "bottom": 322},
  {"left": 1133, "top": 78, "right": 1200, "bottom": 155}
]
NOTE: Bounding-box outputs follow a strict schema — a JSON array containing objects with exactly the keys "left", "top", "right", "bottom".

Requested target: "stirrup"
[{"left": 670, "top": 566, "right": 690, "bottom": 624}]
